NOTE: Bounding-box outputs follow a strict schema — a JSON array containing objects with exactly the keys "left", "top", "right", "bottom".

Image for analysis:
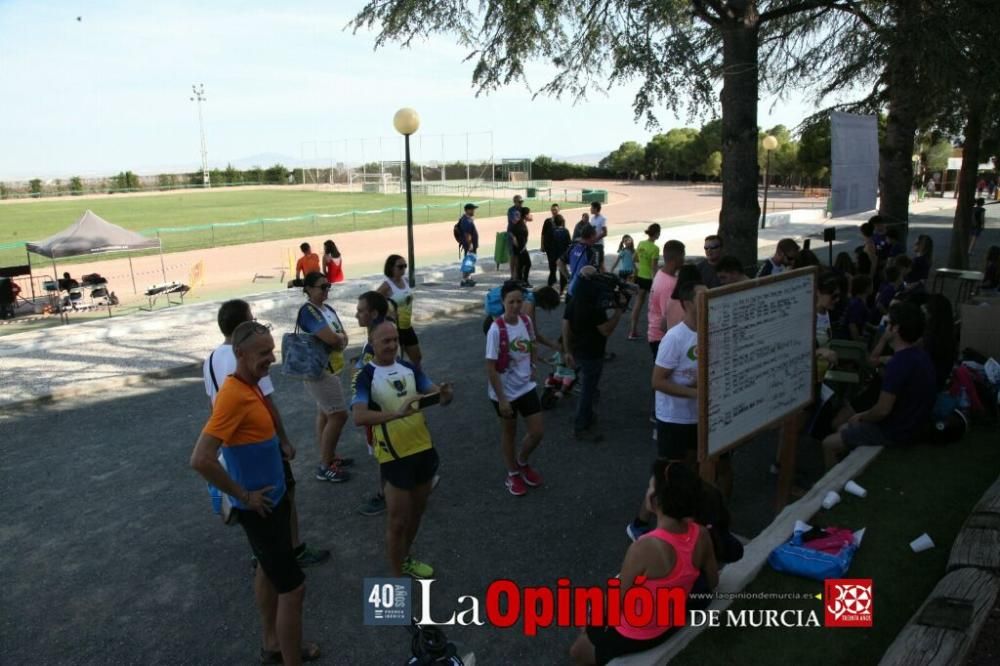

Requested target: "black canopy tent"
[{"left": 25, "top": 209, "right": 165, "bottom": 296}]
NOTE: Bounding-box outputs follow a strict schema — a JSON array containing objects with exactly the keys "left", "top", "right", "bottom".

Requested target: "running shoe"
[
  {"left": 518, "top": 463, "right": 543, "bottom": 487},
  {"left": 315, "top": 464, "right": 350, "bottom": 483},
  {"left": 358, "top": 493, "right": 386, "bottom": 516},
  {"left": 402, "top": 556, "right": 434, "bottom": 579},
  {"left": 333, "top": 456, "right": 354, "bottom": 467},
  {"left": 626, "top": 519, "right": 652, "bottom": 543},
  {"left": 295, "top": 544, "right": 331, "bottom": 567},
  {"left": 505, "top": 473, "right": 527, "bottom": 496}
]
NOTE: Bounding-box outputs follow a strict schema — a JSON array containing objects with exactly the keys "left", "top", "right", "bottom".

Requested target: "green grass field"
[{"left": 0, "top": 188, "right": 578, "bottom": 266}]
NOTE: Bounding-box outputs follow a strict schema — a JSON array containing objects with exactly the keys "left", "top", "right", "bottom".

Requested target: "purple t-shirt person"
[{"left": 877, "top": 346, "right": 936, "bottom": 443}]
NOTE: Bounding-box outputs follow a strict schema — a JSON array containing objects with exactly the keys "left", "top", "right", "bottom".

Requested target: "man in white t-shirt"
[
  {"left": 627, "top": 270, "right": 706, "bottom": 540},
  {"left": 589, "top": 201, "right": 608, "bottom": 270},
  {"left": 485, "top": 281, "right": 545, "bottom": 497},
  {"left": 204, "top": 299, "right": 330, "bottom": 567}
]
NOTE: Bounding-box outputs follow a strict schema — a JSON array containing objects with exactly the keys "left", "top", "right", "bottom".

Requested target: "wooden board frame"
[{"left": 696, "top": 266, "right": 818, "bottom": 463}]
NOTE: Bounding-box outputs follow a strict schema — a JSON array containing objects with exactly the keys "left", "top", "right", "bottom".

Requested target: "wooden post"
[{"left": 774, "top": 412, "right": 800, "bottom": 510}]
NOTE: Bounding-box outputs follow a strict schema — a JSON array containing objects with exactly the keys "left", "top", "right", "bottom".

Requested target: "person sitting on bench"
[
  {"left": 287, "top": 242, "right": 321, "bottom": 288},
  {"left": 821, "top": 302, "right": 936, "bottom": 469},
  {"left": 58, "top": 272, "right": 79, "bottom": 291}
]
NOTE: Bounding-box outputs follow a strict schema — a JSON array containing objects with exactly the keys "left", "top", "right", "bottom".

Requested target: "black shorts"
[
  {"left": 656, "top": 420, "right": 698, "bottom": 460},
  {"left": 649, "top": 340, "right": 661, "bottom": 357},
  {"left": 237, "top": 498, "right": 304, "bottom": 594},
  {"left": 585, "top": 625, "right": 671, "bottom": 666},
  {"left": 491, "top": 388, "right": 542, "bottom": 419},
  {"left": 283, "top": 459, "right": 296, "bottom": 490},
  {"left": 398, "top": 326, "right": 419, "bottom": 348},
  {"left": 381, "top": 448, "right": 439, "bottom": 491},
  {"left": 636, "top": 276, "right": 653, "bottom": 292}
]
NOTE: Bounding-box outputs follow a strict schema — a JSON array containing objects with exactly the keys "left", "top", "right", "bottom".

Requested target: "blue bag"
[
  {"left": 484, "top": 286, "right": 535, "bottom": 318},
  {"left": 767, "top": 528, "right": 859, "bottom": 581},
  {"left": 281, "top": 305, "right": 329, "bottom": 379},
  {"left": 461, "top": 252, "right": 477, "bottom": 275}
]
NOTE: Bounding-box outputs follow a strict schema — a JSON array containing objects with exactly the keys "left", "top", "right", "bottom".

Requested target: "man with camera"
[{"left": 561, "top": 266, "right": 629, "bottom": 441}]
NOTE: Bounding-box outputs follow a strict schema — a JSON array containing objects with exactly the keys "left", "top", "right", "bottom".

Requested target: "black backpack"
[{"left": 453, "top": 221, "right": 464, "bottom": 246}]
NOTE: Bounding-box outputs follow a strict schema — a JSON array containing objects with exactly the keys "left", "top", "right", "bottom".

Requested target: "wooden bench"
[
  {"left": 947, "top": 477, "right": 1000, "bottom": 574},
  {"left": 879, "top": 568, "right": 999, "bottom": 666}
]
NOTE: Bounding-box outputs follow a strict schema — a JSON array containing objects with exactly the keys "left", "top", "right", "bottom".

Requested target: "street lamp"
[
  {"left": 393, "top": 107, "right": 420, "bottom": 286},
  {"left": 760, "top": 134, "right": 778, "bottom": 230},
  {"left": 190, "top": 84, "right": 210, "bottom": 188}
]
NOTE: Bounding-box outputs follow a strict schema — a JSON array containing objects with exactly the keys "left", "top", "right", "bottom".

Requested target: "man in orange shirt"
[
  {"left": 288, "top": 243, "right": 321, "bottom": 288},
  {"left": 191, "top": 322, "right": 320, "bottom": 664}
]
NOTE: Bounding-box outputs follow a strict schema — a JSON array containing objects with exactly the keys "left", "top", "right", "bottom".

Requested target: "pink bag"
[{"left": 801, "top": 527, "right": 855, "bottom": 555}]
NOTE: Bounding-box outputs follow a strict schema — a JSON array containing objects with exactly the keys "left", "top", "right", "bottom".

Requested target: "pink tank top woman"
[{"left": 617, "top": 520, "right": 701, "bottom": 640}]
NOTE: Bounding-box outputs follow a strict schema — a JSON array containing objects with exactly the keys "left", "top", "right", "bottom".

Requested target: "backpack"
[
  {"left": 484, "top": 287, "right": 535, "bottom": 320},
  {"left": 494, "top": 314, "right": 533, "bottom": 373},
  {"left": 453, "top": 220, "right": 464, "bottom": 246}
]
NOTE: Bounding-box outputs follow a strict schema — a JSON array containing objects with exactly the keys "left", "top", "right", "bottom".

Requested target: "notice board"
[{"left": 697, "top": 268, "right": 816, "bottom": 460}]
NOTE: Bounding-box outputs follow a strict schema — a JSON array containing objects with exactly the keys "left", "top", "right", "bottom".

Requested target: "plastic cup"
[
  {"left": 910, "top": 533, "right": 935, "bottom": 553},
  {"left": 844, "top": 480, "right": 868, "bottom": 498},
  {"left": 821, "top": 490, "right": 841, "bottom": 510}
]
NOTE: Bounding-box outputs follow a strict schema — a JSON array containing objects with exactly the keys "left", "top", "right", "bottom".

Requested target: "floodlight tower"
[{"left": 191, "top": 84, "right": 210, "bottom": 188}]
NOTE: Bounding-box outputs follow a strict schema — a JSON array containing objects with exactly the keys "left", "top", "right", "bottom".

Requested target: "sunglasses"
[{"left": 232, "top": 322, "right": 271, "bottom": 348}]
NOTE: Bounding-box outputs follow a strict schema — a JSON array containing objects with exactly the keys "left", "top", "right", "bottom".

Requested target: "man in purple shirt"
[{"left": 821, "top": 302, "right": 936, "bottom": 469}]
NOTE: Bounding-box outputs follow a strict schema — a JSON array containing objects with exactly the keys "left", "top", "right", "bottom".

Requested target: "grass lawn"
[
  {"left": 675, "top": 423, "right": 1000, "bottom": 665},
  {"left": 0, "top": 188, "right": 577, "bottom": 265}
]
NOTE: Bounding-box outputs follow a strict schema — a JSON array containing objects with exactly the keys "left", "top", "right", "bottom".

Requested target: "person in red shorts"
[{"left": 190, "top": 322, "right": 320, "bottom": 665}]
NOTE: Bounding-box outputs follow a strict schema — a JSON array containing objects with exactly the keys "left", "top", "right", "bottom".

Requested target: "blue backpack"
[{"left": 484, "top": 286, "right": 535, "bottom": 318}]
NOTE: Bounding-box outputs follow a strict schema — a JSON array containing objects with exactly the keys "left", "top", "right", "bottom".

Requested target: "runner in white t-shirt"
[
  {"left": 589, "top": 201, "right": 608, "bottom": 270},
  {"left": 627, "top": 273, "right": 708, "bottom": 541},
  {"left": 202, "top": 299, "right": 330, "bottom": 567},
  {"left": 485, "top": 281, "right": 545, "bottom": 497}
]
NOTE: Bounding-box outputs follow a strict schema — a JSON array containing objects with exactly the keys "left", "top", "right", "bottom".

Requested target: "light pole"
[
  {"left": 394, "top": 108, "right": 420, "bottom": 286},
  {"left": 760, "top": 134, "right": 778, "bottom": 229},
  {"left": 190, "top": 84, "right": 209, "bottom": 188}
]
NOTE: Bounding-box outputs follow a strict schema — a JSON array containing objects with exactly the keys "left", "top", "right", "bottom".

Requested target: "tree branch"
[{"left": 760, "top": 0, "right": 875, "bottom": 28}]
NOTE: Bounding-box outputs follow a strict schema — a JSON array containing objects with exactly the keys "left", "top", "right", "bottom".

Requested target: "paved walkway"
[{"left": 0, "top": 193, "right": 964, "bottom": 408}]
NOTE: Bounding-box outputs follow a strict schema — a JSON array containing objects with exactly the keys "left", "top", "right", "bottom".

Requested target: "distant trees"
[
  {"left": 29, "top": 179, "right": 43, "bottom": 198},
  {"left": 69, "top": 176, "right": 84, "bottom": 195}
]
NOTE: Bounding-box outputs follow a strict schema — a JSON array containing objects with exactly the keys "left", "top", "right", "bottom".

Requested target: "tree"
[
  {"left": 223, "top": 163, "right": 243, "bottom": 185},
  {"left": 114, "top": 171, "right": 140, "bottom": 191},
  {"left": 646, "top": 128, "right": 701, "bottom": 180},
  {"left": 599, "top": 141, "right": 645, "bottom": 179},
  {"left": 701, "top": 151, "right": 723, "bottom": 179},
  {"left": 924, "top": 139, "right": 954, "bottom": 173},
  {"left": 69, "top": 176, "right": 84, "bottom": 195},
  {"left": 351, "top": 0, "right": 875, "bottom": 270},
  {"left": 264, "top": 163, "right": 290, "bottom": 184},
  {"left": 29, "top": 178, "right": 43, "bottom": 198},
  {"left": 797, "top": 116, "right": 831, "bottom": 181}
]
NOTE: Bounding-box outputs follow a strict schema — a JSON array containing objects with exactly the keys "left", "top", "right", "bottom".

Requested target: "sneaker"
[
  {"left": 626, "top": 520, "right": 652, "bottom": 543},
  {"left": 315, "top": 464, "right": 350, "bottom": 483},
  {"left": 333, "top": 456, "right": 354, "bottom": 467},
  {"left": 358, "top": 493, "right": 386, "bottom": 516},
  {"left": 518, "top": 463, "right": 543, "bottom": 487},
  {"left": 402, "top": 556, "right": 434, "bottom": 579},
  {"left": 505, "top": 473, "right": 527, "bottom": 496},
  {"left": 295, "top": 544, "right": 331, "bottom": 567},
  {"left": 460, "top": 279, "right": 476, "bottom": 287}
]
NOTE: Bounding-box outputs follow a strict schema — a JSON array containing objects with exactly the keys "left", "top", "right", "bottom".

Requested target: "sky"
[{"left": 0, "top": 1, "right": 816, "bottom": 181}]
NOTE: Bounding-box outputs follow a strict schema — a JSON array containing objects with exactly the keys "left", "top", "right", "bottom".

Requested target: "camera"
[{"left": 582, "top": 271, "right": 638, "bottom": 311}]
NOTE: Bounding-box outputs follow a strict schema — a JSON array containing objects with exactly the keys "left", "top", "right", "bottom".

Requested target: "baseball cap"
[{"left": 464, "top": 203, "right": 478, "bottom": 211}]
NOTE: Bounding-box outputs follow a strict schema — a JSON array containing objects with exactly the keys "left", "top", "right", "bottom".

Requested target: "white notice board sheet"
[{"left": 697, "top": 268, "right": 816, "bottom": 459}]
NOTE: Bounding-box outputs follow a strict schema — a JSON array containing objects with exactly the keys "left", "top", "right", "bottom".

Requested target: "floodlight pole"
[{"left": 191, "top": 84, "right": 210, "bottom": 188}]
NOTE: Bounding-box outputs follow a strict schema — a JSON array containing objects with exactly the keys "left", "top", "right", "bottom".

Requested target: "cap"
[{"left": 464, "top": 203, "right": 479, "bottom": 211}]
